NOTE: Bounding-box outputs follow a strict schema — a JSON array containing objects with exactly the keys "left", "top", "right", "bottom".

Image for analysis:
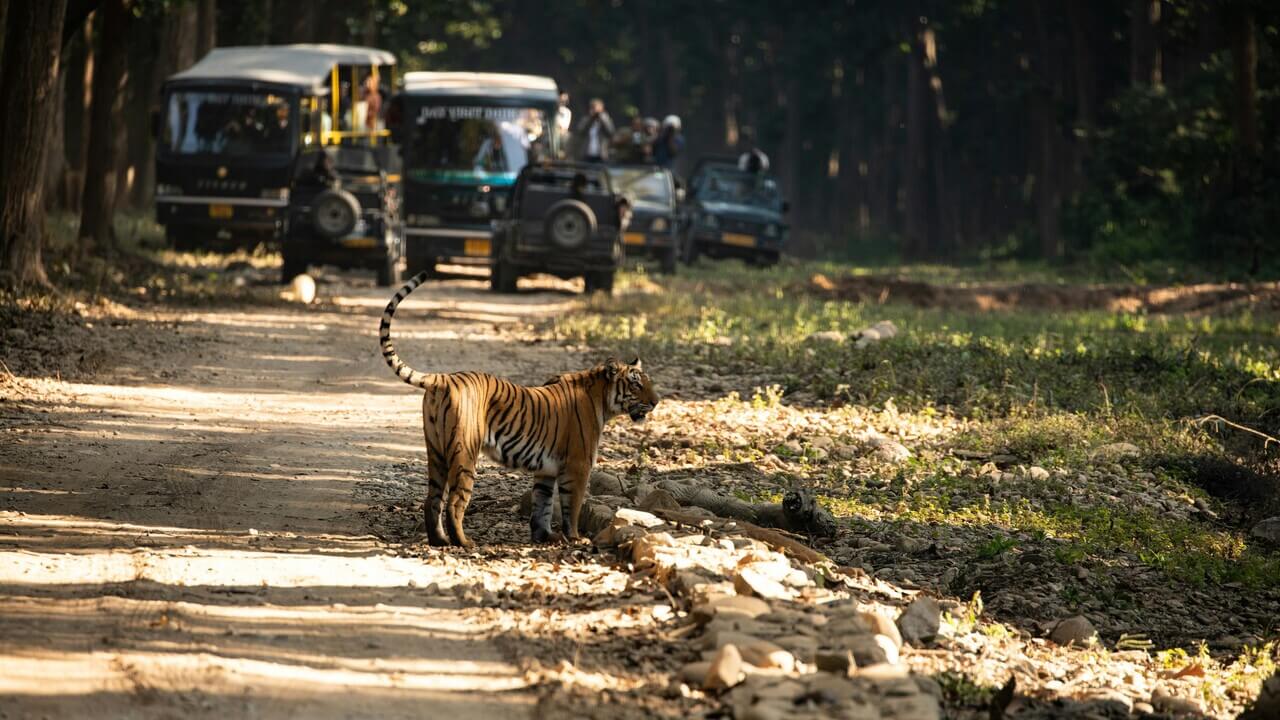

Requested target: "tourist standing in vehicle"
[
  {"left": 362, "top": 74, "right": 383, "bottom": 132},
  {"left": 556, "top": 92, "right": 573, "bottom": 157},
  {"left": 577, "top": 98, "right": 615, "bottom": 163},
  {"left": 652, "top": 115, "right": 684, "bottom": 169}
]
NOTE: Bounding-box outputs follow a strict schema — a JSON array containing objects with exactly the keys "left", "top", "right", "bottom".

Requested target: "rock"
[
  {"left": 593, "top": 521, "right": 645, "bottom": 548},
  {"left": 853, "top": 320, "right": 897, "bottom": 348},
  {"left": 880, "top": 694, "right": 942, "bottom": 720},
  {"left": 692, "top": 595, "right": 773, "bottom": 624},
  {"left": 1049, "top": 615, "right": 1097, "bottom": 647},
  {"left": 734, "top": 564, "right": 794, "bottom": 601},
  {"left": 814, "top": 650, "right": 855, "bottom": 675},
  {"left": 614, "top": 507, "right": 664, "bottom": 528},
  {"left": 811, "top": 435, "right": 835, "bottom": 451},
  {"left": 833, "top": 444, "right": 860, "bottom": 460},
  {"left": 805, "top": 330, "right": 845, "bottom": 344},
  {"left": 679, "top": 660, "right": 711, "bottom": 685},
  {"left": 1151, "top": 688, "right": 1201, "bottom": 716},
  {"left": 875, "top": 440, "right": 912, "bottom": 463},
  {"left": 771, "top": 634, "right": 818, "bottom": 663},
  {"left": 704, "top": 644, "right": 745, "bottom": 691},
  {"left": 842, "top": 633, "right": 891, "bottom": 667},
  {"left": 1250, "top": 517, "right": 1280, "bottom": 545},
  {"left": 1081, "top": 689, "right": 1133, "bottom": 714},
  {"left": 1132, "top": 702, "right": 1155, "bottom": 715},
  {"left": 779, "top": 440, "right": 804, "bottom": 456},
  {"left": 848, "top": 611, "right": 902, "bottom": 651},
  {"left": 702, "top": 630, "right": 767, "bottom": 651},
  {"left": 1090, "top": 442, "right": 1141, "bottom": 461},
  {"left": 589, "top": 469, "right": 627, "bottom": 496},
  {"left": 740, "top": 641, "right": 796, "bottom": 672},
  {"left": 578, "top": 502, "right": 615, "bottom": 536},
  {"left": 638, "top": 488, "right": 681, "bottom": 512},
  {"left": 1239, "top": 671, "right": 1280, "bottom": 720},
  {"left": 896, "top": 597, "right": 941, "bottom": 645},
  {"left": 1028, "top": 466, "right": 1051, "bottom": 481},
  {"left": 5, "top": 327, "right": 29, "bottom": 345},
  {"left": 288, "top": 273, "right": 316, "bottom": 303}
]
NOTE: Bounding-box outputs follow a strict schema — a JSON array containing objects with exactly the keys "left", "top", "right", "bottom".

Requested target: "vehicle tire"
[
  {"left": 281, "top": 250, "right": 308, "bottom": 285},
  {"left": 490, "top": 260, "right": 518, "bottom": 294},
  {"left": 682, "top": 237, "right": 699, "bottom": 265},
  {"left": 375, "top": 252, "right": 400, "bottom": 287},
  {"left": 583, "top": 270, "right": 615, "bottom": 295},
  {"left": 166, "top": 226, "right": 197, "bottom": 252},
  {"left": 311, "top": 188, "right": 361, "bottom": 239},
  {"left": 659, "top": 243, "right": 679, "bottom": 275},
  {"left": 544, "top": 200, "right": 597, "bottom": 249},
  {"left": 755, "top": 251, "right": 780, "bottom": 268}
]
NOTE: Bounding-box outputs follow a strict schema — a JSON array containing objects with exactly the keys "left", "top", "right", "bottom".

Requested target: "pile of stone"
[{"left": 580, "top": 494, "right": 945, "bottom": 719}]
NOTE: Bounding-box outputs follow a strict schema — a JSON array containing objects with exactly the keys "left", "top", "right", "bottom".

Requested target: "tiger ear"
[
  {"left": 629, "top": 357, "right": 642, "bottom": 371},
  {"left": 603, "top": 360, "right": 620, "bottom": 380}
]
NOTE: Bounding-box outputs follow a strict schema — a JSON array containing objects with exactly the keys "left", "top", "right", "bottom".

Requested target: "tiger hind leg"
[
  {"left": 529, "top": 477, "right": 559, "bottom": 544},
  {"left": 424, "top": 449, "right": 450, "bottom": 547},
  {"left": 444, "top": 458, "right": 478, "bottom": 549}
]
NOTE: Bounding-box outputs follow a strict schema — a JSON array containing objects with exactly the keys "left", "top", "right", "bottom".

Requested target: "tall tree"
[
  {"left": 77, "top": 0, "right": 131, "bottom": 256},
  {"left": 196, "top": 0, "right": 215, "bottom": 58},
  {"left": 1130, "top": 0, "right": 1162, "bottom": 86},
  {"left": 0, "top": 0, "right": 69, "bottom": 288},
  {"left": 1228, "top": 3, "right": 1260, "bottom": 157}
]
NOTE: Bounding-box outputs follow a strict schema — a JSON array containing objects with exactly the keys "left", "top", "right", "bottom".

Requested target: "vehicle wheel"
[
  {"left": 682, "top": 237, "right": 699, "bottom": 265},
  {"left": 490, "top": 259, "right": 518, "bottom": 294},
  {"left": 659, "top": 243, "right": 679, "bottom": 275},
  {"left": 281, "top": 250, "right": 308, "bottom": 285},
  {"left": 583, "top": 270, "right": 615, "bottom": 295},
  {"left": 311, "top": 188, "right": 361, "bottom": 239},
  {"left": 167, "top": 226, "right": 197, "bottom": 252},
  {"left": 375, "top": 253, "right": 400, "bottom": 287},
  {"left": 754, "top": 251, "right": 780, "bottom": 268},
  {"left": 544, "top": 200, "right": 597, "bottom": 249}
]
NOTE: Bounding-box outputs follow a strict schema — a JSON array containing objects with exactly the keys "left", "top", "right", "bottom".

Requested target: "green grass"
[{"left": 564, "top": 260, "right": 1280, "bottom": 588}]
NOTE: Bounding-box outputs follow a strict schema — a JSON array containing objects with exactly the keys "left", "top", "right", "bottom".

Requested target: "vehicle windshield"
[
  {"left": 607, "top": 167, "right": 671, "bottom": 206},
  {"left": 406, "top": 105, "right": 546, "bottom": 183},
  {"left": 163, "top": 90, "right": 293, "bottom": 157},
  {"left": 695, "top": 168, "right": 783, "bottom": 211}
]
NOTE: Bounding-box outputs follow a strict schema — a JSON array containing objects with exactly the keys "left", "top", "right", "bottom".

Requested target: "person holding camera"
[{"left": 576, "top": 98, "right": 615, "bottom": 163}]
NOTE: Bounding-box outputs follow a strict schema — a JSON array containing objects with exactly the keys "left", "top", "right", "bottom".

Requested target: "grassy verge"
[{"left": 559, "top": 260, "right": 1280, "bottom": 590}]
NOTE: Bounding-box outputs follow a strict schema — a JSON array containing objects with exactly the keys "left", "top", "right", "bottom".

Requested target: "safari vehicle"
[
  {"left": 388, "top": 72, "right": 560, "bottom": 277},
  {"left": 154, "top": 44, "right": 396, "bottom": 255},
  {"left": 490, "top": 162, "right": 625, "bottom": 295},
  {"left": 606, "top": 165, "right": 680, "bottom": 274},
  {"left": 681, "top": 156, "right": 789, "bottom": 267},
  {"left": 281, "top": 145, "right": 402, "bottom": 286}
]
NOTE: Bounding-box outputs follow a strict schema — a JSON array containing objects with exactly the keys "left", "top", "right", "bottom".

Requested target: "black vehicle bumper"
[
  {"left": 506, "top": 235, "right": 621, "bottom": 273},
  {"left": 405, "top": 225, "right": 495, "bottom": 267},
  {"left": 285, "top": 213, "right": 398, "bottom": 269},
  {"left": 156, "top": 196, "right": 286, "bottom": 236},
  {"left": 622, "top": 229, "right": 677, "bottom": 258},
  {"left": 688, "top": 229, "right": 783, "bottom": 259}
]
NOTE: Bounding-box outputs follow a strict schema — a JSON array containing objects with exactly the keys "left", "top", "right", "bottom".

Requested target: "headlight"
[
  {"left": 651, "top": 217, "right": 669, "bottom": 232},
  {"left": 492, "top": 195, "right": 507, "bottom": 213},
  {"left": 764, "top": 224, "right": 778, "bottom": 237},
  {"left": 701, "top": 213, "right": 719, "bottom": 229},
  {"left": 469, "top": 199, "right": 490, "bottom": 218},
  {"left": 156, "top": 184, "right": 182, "bottom": 196},
  {"left": 260, "top": 188, "right": 289, "bottom": 200}
]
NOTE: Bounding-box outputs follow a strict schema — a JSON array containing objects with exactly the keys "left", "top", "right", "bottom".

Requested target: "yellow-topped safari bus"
[{"left": 154, "top": 44, "right": 398, "bottom": 258}]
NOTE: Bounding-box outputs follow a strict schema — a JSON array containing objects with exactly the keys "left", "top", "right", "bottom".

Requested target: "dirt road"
[{"left": 0, "top": 277, "right": 655, "bottom": 719}]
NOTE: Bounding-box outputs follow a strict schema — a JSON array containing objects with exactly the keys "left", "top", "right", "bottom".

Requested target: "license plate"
[
  {"left": 464, "top": 237, "right": 491, "bottom": 256},
  {"left": 624, "top": 232, "right": 647, "bottom": 246},
  {"left": 341, "top": 236, "right": 377, "bottom": 248},
  {"left": 722, "top": 232, "right": 756, "bottom": 248},
  {"left": 208, "top": 204, "right": 233, "bottom": 219}
]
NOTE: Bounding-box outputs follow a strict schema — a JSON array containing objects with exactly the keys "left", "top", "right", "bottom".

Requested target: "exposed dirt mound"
[{"left": 802, "top": 274, "right": 1280, "bottom": 314}]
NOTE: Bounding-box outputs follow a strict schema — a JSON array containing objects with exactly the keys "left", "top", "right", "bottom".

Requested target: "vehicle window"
[
  {"left": 163, "top": 91, "right": 293, "bottom": 157},
  {"left": 607, "top": 168, "right": 671, "bottom": 205},
  {"left": 527, "top": 170, "right": 606, "bottom": 193},
  {"left": 406, "top": 105, "right": 546, "bottom": 182},
  {"left": 331, "top": 147, "right": 381, "bottom": 175},
  {"left": 696, "top": 168, "right": 782, "bottom": 211}
]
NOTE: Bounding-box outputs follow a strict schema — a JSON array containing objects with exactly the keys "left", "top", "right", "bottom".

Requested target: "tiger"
[{"left": 379, "top": 271, "right": 659, "bottom": 547}]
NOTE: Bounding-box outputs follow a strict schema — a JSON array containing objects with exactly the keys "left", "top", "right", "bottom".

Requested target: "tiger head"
[{"left": 604, "top": 358, "right": 659, "bottom": 422}]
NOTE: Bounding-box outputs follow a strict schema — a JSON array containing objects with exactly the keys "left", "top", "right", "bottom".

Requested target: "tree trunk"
[
  {"left": 1129, "top": 0, "right": 1161, "bottom": 87},
  {"left": 197, "top": 0, "right": 216, "bottom": 58},
  {"left": 1229, "top": 6, "right": 1260, "bottom": 157},
  {"left": 63, "top": 16, "right": 94, "bottom": 213},
  {"left": 0, "top": 0, "right": 68, "bottom": 289},
  {"left": 44, "top": 63, "right": 69, "bottom": 210},
  {"left": 77, "top": 0, "right": 130, "bottom": 257},
  {"left": 903, "top": 23, "right": 937, "bottom": 259}
]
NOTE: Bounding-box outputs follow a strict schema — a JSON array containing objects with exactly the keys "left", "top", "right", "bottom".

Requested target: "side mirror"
[
  {"left": 675, "top": 187, "right": 686, "bottom": 204},
  {"left": 150, "top": 110, "right": 160, "bottom": 140}
]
